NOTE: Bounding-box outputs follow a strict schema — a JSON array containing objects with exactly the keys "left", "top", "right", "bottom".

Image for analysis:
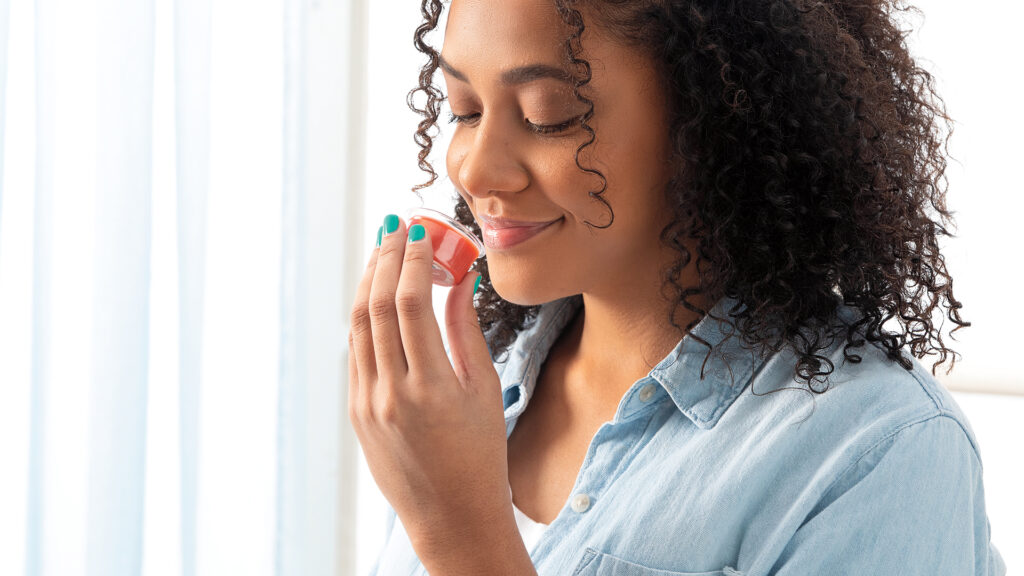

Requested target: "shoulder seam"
[
  {"left": 934, "top": 411, "right": 983, "bottom": 469},
  {"left": 834, "top": 309, "right": 946, "bottom": 414},
  {"left": 820, "top": 412, "right": 982, "bottom": 500},
  {"left": 906, "top": 361, "right": 946, "bottom": 412},
  {"left": 903, "top": 363, "right": 982, "bottom": 464}
]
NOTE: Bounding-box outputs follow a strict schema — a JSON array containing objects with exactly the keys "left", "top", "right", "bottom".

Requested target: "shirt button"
[
  {"left": 639, "top": 383, "right": 657, "bottom": 402},
  {"left": 570, "top": 493, "right": 591, "bottom": 513}
]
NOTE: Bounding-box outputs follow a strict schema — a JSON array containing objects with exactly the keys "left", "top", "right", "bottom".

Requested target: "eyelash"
[{"left": 446, "top": 111, "right": 578, "bottom": 135}]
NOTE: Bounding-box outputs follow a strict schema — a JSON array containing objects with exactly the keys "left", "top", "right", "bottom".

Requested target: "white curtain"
[
  {"left": 1, "top": 0, "right": 1021, "bottom": 575},
  {"left": 0, "top": 0, "right": 367, "bottom": 574}
]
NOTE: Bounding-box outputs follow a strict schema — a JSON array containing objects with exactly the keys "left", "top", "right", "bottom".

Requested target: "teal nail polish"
[
  {"left": 473, "top": 275, "right": 482, "bottom": 295},
  {"left": 383, "top": 214, "right": 400, "bottom": 235},
  {"left": 376, "top": 226, "right": 383, "bottom": 247},
  {"left": 408, "top": 223, "right": 426, "bottom": 243}
]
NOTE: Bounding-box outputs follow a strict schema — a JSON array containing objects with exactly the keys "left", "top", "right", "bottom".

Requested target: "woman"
[{"left": 348, "top": 0, "right": 1007, "bottom": 574}]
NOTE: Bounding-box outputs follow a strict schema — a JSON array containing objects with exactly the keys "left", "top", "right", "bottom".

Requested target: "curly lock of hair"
[{"left": 406, "top": 0, "right": 969, "bottom": 393}]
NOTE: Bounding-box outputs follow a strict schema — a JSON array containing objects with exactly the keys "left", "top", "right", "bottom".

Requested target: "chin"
[
  {"left": 489, "top": 282, "right": 544, "bottom": 307},
  {"left": 487, "top": 266, "right": 566, "bottom": 307}
]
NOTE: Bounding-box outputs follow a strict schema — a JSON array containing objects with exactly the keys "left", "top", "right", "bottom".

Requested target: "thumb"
[{"left": 444, "top": 271, "right": 491, "bottom": 385}]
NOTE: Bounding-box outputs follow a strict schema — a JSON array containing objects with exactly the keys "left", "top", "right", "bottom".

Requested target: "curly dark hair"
[{"left": 406, "top": 0, "right": 969, "bottom": 392}]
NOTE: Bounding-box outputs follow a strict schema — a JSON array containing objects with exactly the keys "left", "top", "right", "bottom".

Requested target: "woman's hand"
[{"left": 347, "top": 213, "right": 518, "bottom": 562}]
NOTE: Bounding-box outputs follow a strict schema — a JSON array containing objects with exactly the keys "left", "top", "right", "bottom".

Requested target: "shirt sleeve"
[
  {"left": 367, "top": 500, "right": 397, "bottom": 576},
  {"left": 768, "top": 414, "right": 1007, "bottom": 576}
]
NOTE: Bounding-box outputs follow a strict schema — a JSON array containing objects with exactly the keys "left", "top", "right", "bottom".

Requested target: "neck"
[{"left": 552, "top": 283, "right": 708, "bottom": 409}]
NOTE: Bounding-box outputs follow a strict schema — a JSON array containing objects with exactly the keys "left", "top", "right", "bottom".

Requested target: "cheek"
[{"left": 535, "top": 144, "right": 600, "bottom": 194}]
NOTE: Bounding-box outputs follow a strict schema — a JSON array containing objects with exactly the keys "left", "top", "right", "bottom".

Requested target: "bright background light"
[{"left": 0, "top": 1, "right": 1018, "bottom": 575}]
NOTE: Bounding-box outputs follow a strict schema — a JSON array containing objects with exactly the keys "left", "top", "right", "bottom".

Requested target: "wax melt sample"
[{"left": 405, "top": 207, "right": 486, "bottom": 287}]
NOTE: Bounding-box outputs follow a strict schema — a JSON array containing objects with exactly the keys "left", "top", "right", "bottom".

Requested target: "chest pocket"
[{"left": 571, "top": 548, "right": 743, "bottom": 576}]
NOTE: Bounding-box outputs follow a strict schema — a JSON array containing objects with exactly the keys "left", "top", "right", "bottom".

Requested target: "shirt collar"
[{"left": 496, "top": 294, "right": 772, "bottom": 431}]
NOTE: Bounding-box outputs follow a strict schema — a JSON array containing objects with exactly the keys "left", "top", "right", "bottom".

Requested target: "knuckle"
[
  {"left": 378, "top": 242, "right": 402, "bottom": 259},
  {"left": 445, "top": 316, "right": 477, "bottom": 338},
  {"left": 403, "top": 374, "right": 425, "bottom": 391},
  {"left": 404, "top": 249, "right": 432, "bottom": 265},
  {"left": 368, "top": 292, "right": 397, "bottom": 321},
  {"left": 347, "top": 401, "right": 362, "bottom": 425},
  {"left": 351, "top": 401, "right": 375, "bottom": 430},
  {"left": 395, "top": 290, "right": 430, "bottom": 320},
  {"left": 349, "top": 301, "right": 372, "bottom": 335},
  {"left": 406, "top": 378, "right": 438, "bottom": 407},
  {"left": 404, "top": 372, "right": 429, "bottom": 391},
  {"left": 374, "top": 397, "right": 400, "bottom": 424}
]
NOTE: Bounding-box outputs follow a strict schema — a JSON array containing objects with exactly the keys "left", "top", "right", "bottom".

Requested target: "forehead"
[
  {"left": 442, "top": 0, "right": 568, "bottom": 67},
  {"left": 440, "top": 0, "right": 666, "bottom": 113}
]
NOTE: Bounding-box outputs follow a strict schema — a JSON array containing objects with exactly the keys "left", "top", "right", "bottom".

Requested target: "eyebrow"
[{"left": 438, "top": 54, "right": 572, "bottom": 86}]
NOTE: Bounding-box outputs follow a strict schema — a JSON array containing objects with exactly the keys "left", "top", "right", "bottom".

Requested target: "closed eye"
[
  {"left": 448, "top": 111, "right": 581, "bottom": 136},
  {"left": 447, "top": 111, "right": 480, "bottom": 125},
  {"left": 526, "top": 116, "right": 581, "bottom": 135}
]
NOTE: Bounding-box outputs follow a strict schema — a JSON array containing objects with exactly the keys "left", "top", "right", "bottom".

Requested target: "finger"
[
  {"left": 445, "top": 271, "right": 490, "bottom": 387},
  {"left": 395, "top": 222, "right": 447, "bottom": 376},
  {"left": 349, "top": 225, "right": 383, "bottom": 394},
  {"left": 348, "top": 331, "right": 361, "bottom": 428},
  {"left": 369, "top": 214, "right": 410, "bottom": 379}
]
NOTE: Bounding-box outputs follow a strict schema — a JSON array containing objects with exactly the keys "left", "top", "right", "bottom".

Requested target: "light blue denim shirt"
[{"left": 369, "top": 295, "right": 1007, "bottom": 576}]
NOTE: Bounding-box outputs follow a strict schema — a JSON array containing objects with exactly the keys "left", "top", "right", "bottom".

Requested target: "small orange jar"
[{"left": 404, "top": 207, "right": 486, "bottom": 287}]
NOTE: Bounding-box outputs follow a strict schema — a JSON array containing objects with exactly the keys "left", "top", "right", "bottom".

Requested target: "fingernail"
[
  {"left": 473, "top": 274, "right": 482, "bottom": 295},
  {"left": 408, "top": 223, "right": 426, "bottom": 243},
  {"left": 376, "top": 225, "right": 383, "bottom": 247},
  {"left": 383, "top": 214, "right": 400, "bottom": 235}
]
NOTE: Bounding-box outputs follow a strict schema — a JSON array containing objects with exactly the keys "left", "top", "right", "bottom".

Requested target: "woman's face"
[{"left": 442, "top": 0, "right": 675, "bottom": 306}]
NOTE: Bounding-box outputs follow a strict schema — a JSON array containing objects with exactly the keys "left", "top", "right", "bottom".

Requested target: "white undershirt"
[{"left": 510, "top": 488, "right": 550, "bottom": 553}]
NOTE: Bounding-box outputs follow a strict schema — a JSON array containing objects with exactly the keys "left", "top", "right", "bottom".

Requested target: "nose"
[{"left": 455, "top": 117, "right": 530, "bottom": 199}]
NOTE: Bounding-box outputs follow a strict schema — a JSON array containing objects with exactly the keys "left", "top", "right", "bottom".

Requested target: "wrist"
[{"left": 411, "top": 504, "right": 537, "bottom": 576}]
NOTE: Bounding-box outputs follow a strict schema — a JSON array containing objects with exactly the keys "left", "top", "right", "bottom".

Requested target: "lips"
[
  {"left": 479, "top": 214, "right": 561, "bottom": 229},
  {"left": 479, "top": 217, "right": 561, "bottom": 250}
]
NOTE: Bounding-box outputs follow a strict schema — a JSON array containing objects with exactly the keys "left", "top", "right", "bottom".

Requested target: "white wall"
[
  {"left": 906, "top": 1, "right": 1024, "bottom": 396},
  {"left": 951, "top": 391, "right": 1024, "bottom": 571}
]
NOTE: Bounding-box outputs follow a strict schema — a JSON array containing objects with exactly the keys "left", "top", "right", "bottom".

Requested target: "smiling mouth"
[{"left": 480, "top": 217, "right": 562, "bottom": 250}]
